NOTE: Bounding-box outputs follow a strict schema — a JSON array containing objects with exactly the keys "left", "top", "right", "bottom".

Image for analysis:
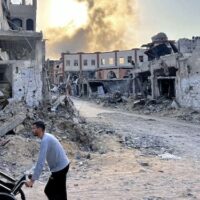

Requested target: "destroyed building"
[
  {"left": 0, "top": 0, "right": 46, "bottom": 107},
  {"left": 61, "top": 31, "right": 200, "bottom": 111},
  {"left": 177, "top": 36, "right": 200, "bottom": 54},
  {"left": 133, "top": 32, "right": 200, "bottom": 111},
  {"left": 133, "top": 32, "right": 179, "bottom": 99},
  {"left": 47, "top": 59, "right": 64, "bottom": 85},
  {"left": 61, "top": 49, "right": 148, "bottom": 97},
  {"left": 9, "top": 0, "right": 37, "bottom": 31}
]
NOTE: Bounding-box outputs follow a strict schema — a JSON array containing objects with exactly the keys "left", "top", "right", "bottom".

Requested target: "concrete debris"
[
  {"left": 0, "top": 139, "right": 10, "bottom": 147},
  {"left": 0, "top": 112, "right": 26, "bottom": 137},
  {"left": 0, "top": 90, "right": 9, "bottom": 110},
  {"left": 158, "top": 153, "right": 181, "bottom": 160},
  {"left": 0, "top": 96, "right": 91, "bottom": 177},
  {"left": 170, "top": 100, "right": 180, "bottom": 109},
  {"left": 143, "top": 197, "right": 163, "bottom": 200},
  {"left": 122, "top": 133, "right": 173, "bottom": 156},
  {"left": 108, "top": 91, "right": 122, "bottom": 103}
]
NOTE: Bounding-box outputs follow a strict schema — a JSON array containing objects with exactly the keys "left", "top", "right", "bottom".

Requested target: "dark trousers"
[{"left": 44, "top": 164, "right": 69, "bottom": 200}]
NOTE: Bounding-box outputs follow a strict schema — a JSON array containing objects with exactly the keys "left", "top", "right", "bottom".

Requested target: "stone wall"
[
  {"left": 12, "top": 60, "right": 43, "bottom": 106},
  {"left": 176, "top": 50, "right": 200, "bottom": 110}
]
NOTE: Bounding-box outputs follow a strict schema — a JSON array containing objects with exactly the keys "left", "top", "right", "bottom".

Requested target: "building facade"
[
  {"left": 10, "top": 0, "right": 37, "bottom": 31},
  {"left": 177, "top": 37, "right": 200, "bottom": 54},
  {"left": 0, "top": 0, "right": 46, "bottom": 107},
  {"left": 47, "top": 59, "right": 64, "bottom": 85},
  {"left": 62, "top": 49, "right": 148, "bottom": 81}
]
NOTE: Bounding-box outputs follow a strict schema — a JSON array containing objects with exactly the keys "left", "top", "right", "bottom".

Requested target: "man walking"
[{"left": 26, "top": 121, "right": 70, "bottom": 200}]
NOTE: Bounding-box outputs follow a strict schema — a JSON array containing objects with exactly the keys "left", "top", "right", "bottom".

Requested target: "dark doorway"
[
  {"left": 158, "top": 79, "right": 175, "bottom": 98},
  {"left": 83, "top": 84, "right": 88, "bottom": 96}
]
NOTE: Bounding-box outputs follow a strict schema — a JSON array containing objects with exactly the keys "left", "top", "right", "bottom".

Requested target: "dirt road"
[{"left": 21, "top": 98, "right": 200, "bottom": 200}]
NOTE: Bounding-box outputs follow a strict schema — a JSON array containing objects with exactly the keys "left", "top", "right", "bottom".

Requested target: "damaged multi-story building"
[
  {"left": 61, "top": 49, "right": 148, "bottom": 97},
  {"left": 61, "top": 31, "right": 200, "bottom": 111},
  {"left": 47, "top": 59, "right": 64, "bottom": 85},
  {"left": 134, "top": 32, "right": 200, "bottom": 110},
  {"left": 133, "top": 32, "right": 179, "bottom": 99},
  {"left": 0, "top": 0, "right": 46, "bottom": 107}
]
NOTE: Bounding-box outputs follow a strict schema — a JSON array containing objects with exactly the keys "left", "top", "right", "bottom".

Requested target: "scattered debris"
[
  {"left": 122, "top": 133, "right": 173, "bottom": 156},
  {"left": 158, "top": 153, "right": 181, "bottom": 160}
]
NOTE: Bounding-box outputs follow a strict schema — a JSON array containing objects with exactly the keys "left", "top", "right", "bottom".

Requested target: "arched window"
[
  {"left": 107, "top": 71, "right": 117, "bottom": 79},
  {"left": 11, "top": 18, "right": 23, "bottom": 30},
  {"left": 26, "top": 19, "right": 34, "bottom": 30}
]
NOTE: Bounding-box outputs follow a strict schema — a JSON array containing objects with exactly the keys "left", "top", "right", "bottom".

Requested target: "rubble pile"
[
  {"left": 0, "top": 95, "right": 106, "bottom": 177},
  {"left": 121, "top": 133, "right": 174, "bottom": 156},
  {"left": 92, "top": 91, "right": 128, "bottom": 108},
  {"left": 130, "top": 97, "right": 174, "bottom": 114},
  {"left": 0, "top": 135, "right": 39, "bottom": 177},
  {"left": 130, "top": 97, "right": 200, "bottom": 124},
  {"left": 97, "top": 94, "right": 200, "bottom": 124}
]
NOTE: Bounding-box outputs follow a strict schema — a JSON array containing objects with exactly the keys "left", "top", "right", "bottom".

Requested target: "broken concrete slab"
[{"left": 0, "top": 112, "right": 26, "bottom": 137}]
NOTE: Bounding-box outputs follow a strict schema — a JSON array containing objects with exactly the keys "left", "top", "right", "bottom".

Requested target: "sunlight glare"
[{"left": 48, "top": 0, "right": 88, "bottom": 29}]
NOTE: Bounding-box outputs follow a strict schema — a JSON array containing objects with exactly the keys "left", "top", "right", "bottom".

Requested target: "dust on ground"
[{"left": 1, "top": 96, "right": 200, "bottom": 200}]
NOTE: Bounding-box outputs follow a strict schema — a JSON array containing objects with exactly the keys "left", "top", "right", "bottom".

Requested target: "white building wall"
[
  {"left": 12, "top": 60, "right": 42, "bottom": 106},
  {"left": 178, "top": 37, "right": 200, "bottom": 54},
  {"left": 12, "top": 40, "right": 43, "bottom": 107},
  {"left": 117, "top": 50, "right": 134, "bottom": 67},
  {"left": 137, "top": 49, "right": 148, "bottom": 66},
  {"left": 64, "top": 54, "right": 80, "bottom": 72},
  {"left": 82, "top": 53, "right": 97, "bottom": 71},
  {"left": 176, "top": 50, "right": 200, "bottom": 110},
  {"left": 177, "top": 39, "right": 192, "bottom": 54},
  {"left": 99, "top": 52, "right": 115, "bottom": 68}
]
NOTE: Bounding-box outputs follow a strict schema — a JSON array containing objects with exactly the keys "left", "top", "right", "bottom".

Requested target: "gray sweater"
[{"left": 32, "top": 133, "right": 69, "bottom": 181}]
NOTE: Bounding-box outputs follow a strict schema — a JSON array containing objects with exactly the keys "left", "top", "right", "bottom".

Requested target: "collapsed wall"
[
  {"left": 176, "top": 50, "right": 200, "bottom": 110},
  {"left": 0, "top": 31, "right": 46, "bottom": 107}
]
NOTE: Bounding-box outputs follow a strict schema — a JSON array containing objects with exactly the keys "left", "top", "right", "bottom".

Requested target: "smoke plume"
[{"left": 38, "top": 0, "right": 138, "bottom": 59}]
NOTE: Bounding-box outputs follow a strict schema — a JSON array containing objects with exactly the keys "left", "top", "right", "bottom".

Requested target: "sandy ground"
[{"left": 18, "top": 98, "right": 200, "bottom": 200}]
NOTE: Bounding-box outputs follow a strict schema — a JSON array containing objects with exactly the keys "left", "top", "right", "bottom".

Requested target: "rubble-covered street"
[
  {"left": 1, "top": 1, "right": 200, "bottom": 200},
  {"left": 1, "top": 97, "right": 198, "bottom": 200}
]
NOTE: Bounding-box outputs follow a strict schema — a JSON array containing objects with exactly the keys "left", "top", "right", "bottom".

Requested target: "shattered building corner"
[{"left": 0, "top": 0, "right": 47, "bottom": 108}]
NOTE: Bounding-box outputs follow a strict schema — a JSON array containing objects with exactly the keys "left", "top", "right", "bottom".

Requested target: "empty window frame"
[
  {"left": 119, "top": 57, "right": 125, "bottom": 64},
  {"left": 66, "top": 60, "right": 70, "bottom": 66},
  {"left": 74, "top": 60, "right": 78, "bottom": 66},
  {"left": 83, "top": 59, "right": 88, "bottom": 66},
  {"left": 26, "top": 19, "right": 34, "bottom": 30},
  {"left": 25, "top": 0, "right": 33, "bottom": 5},
  {"left": 109, "top": 58, "right": 114, "bottom": 65},
  {"left": 91, "top": 59, "right": 96, "bottom": 66},
  {"left": 101, "top": 58, "right": 106, "bottom": 65},
  {"left": 139, "top": 56, "right": 144, "bottom": 62},
  {"left": 127, "top": 56, "right": 132, "bottom": 63}
]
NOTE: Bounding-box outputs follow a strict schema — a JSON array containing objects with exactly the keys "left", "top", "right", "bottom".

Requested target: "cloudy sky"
[{"left": 36, "top": 0, "right": 200, "bottom": 59}]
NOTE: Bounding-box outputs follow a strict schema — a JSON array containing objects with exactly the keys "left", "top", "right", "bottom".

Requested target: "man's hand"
[{"left": 25, "top": 179, "right": 34, "bottom": 187}]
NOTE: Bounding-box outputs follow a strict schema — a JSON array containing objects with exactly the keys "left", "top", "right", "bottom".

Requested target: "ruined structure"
[
  {"left": 0, "top": 0, "right": 46, "bottom": 107},
  {"left": 61, "top": 31, "right": 200, "bottom": 111},
  {"left": 10, "top": 0, "right": 37, "bottom": 31},
  {"left": 47, "top": 59, "right": 64, "bottom": 85},
  {"left": 177, "top": 36, "right": 200, "bottom": 54},
  {"left": 61, "top": 49, "right": 148, "bottom": 97},
  {"left": 134, "top": 32, "right": 200, "bottom": 111},
  {"left": 176, "top": 45, "right": 200, "bottom": 110},
  {"left": 134, "top": 33, "right": 179, "bottom": 99}
]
